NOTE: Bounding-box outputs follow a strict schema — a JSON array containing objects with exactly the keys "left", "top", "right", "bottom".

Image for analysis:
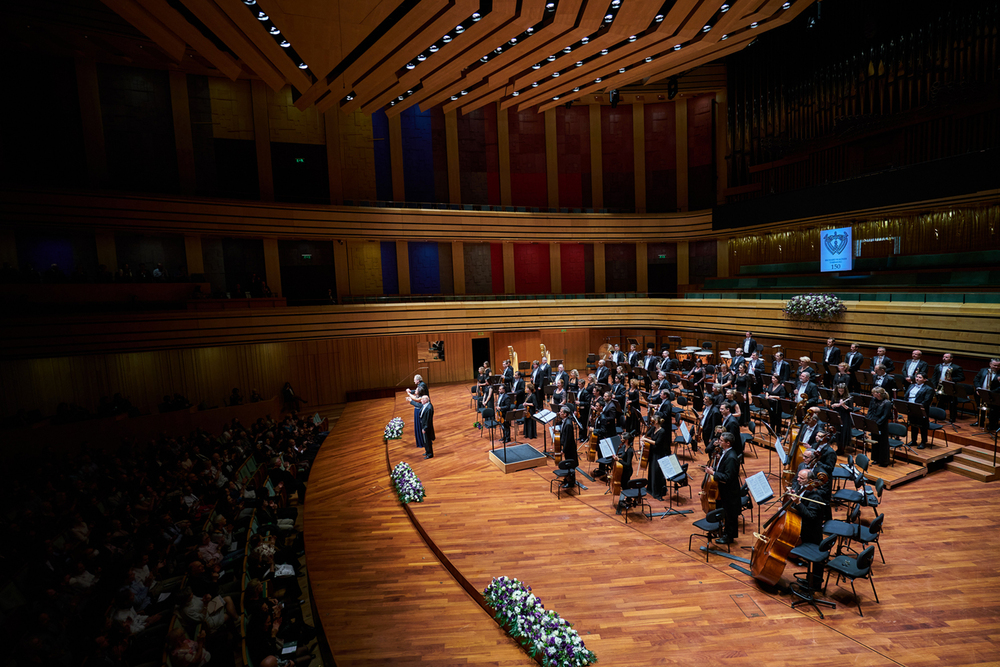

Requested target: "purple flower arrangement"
[
  {"left": 390, "top": 461, "right": 425, "bottom": 504},
  {"left": 483, "top": 576, "right": 597, "bottom": 667},
  {"left": 783, "top": 293, "right": 847, "bottom": 321},
  {"left": 384, "top": 417, "right": 405, "bottom": 440}
]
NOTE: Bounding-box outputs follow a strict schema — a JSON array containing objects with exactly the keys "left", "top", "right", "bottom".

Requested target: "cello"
[
  {"left": 699, "top": 426, "right": 725, "bottom": 513},
  {"left": 749, "top": 471, "right": 829, "bottom": 586}
]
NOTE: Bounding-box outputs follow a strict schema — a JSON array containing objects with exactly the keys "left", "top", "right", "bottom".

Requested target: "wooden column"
[
  {"left": 75, "top": 57, "right": 107, "bottom": 187},
  {"left": 95, "top": 231, "right": 118, "bottom": 274},
  {"left": 633, "top": 100, "right": 646, "bottom": 213},
  {"left": 333, "top": 240, "right": 349, "bottom": 297},
  {"left": 184, "top": 235, "right": 205, "bottom": 276},
  {"left": 445, "top": 110, "right": 461, "bottom": 204},
  {"left": 675, "top": 97, "right": 688, "bottom": 211},
  {"left": 0, "top": 229, "right": 16, "bottom": 269},
  {"left": 497, "top": 103, "right": 512, "bottom": 207},
  {"left": 594, "top": 242, "right": 606, "bottom": 293},
  {"left": 636, "top": 242, "right": 648, "bottom": 292},
  {"left": 324, "top": 111, "right": 344, "bottom": 205},
  {"left": 452, "top": 241, "right": 465, "bottom": 294},
  {"left": 263, "top": 237, "right": 282, "bottom": 297},
  {"left": 389, "top": 114, "right": 405, "bottom": 202},
  {"left": 715, "top": 91, "right": 728, "bottom": 206},
  {"left": 396, "top": 240, "right": 411, "bottom": 295},
  {"left": 168, "top": 71, "right": 196, "bottom": 195},
  {"left": 589, "top": 103, "right": 603, "bottom": 210},
  {"left": 677, "top": 240, "right": 690, "bottom": 288},
  {"left": 544, "top": 108, "right": 558, "bottom": 209},
  {"left": 716, "top": 238, "right": 729, "bottom": 278},
  {"left": 502, "top": 242, "right": 515, "bottom": 294},
  {"left": 250, "top": 79, "right": 274, "bottom": 201},
  {"left": 549, "top": 243, "right": 561, "bottom": 294}
]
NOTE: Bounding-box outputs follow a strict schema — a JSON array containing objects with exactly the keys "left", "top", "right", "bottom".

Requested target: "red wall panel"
[
  {"left": 555, "top": 105, "right": 591, "bottom": 209},
  {"left": 508, "top": 107, "right": 547, "bottom": 208},
  {"left": 561, "top": 243, "right": 586, "bottom": 293},
  {"left": 513, "top": 243, "right": 551, "bottom": 294},
  {"left": 645, "top": 102, "right": 677, "bottom": 213}
]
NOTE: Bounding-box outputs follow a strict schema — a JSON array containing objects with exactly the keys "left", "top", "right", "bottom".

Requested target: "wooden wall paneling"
[
  {"left": 389, "top": 113, "right": 404, "bottom": 202},
  {"left": 445, "top": 110, "right": 461, "bottom": 205},
  {"left": 715, "top": 238, "right": 729, "bottom": 278},
  {"left": 95, "top": 231, "right": 118, "bottom": 273},
  {"left": 451, "top": 241, "right": 465, "bottom": 295},
  {"left": 675, "top": 97, "right": 688, "bottom": 211},
  {"left": 168, "top": 71, "right": 196, "bottom": 195},
  {"left": 715, "top": 90, "right": 728, "bottom": 205},
  {"left": 544, "top": 327, "right": 590, "bottom": 373},
  {"left": 396, "top": 240, "right": 410, "bottom": 295},
  {"left": 135, "top": 0, "right": 244, "bottom": 80},
  {"left": 545, "top": 108, "right": 559, "bottom": 210},
  {"left": 633, "top": 100, "right": 646, "bottom": 213},
  {"left": 636, "top": 242, "right": 648, "bottom": 292},
  {"left": 333, "top": 240, "right": 350, "bottom": 296},
  {"left": 677, "top": 240, "right": 690, "bottom": 286},
  {"left": 502, "top": 242, "right": 515, "bottom": 294},
  {"left": 497, "top": 103, "right": 512, "bottom": 207},
  {"left": 324, "top": 110, "right": 344, "bottom": 205},
  {"left": 589, "top": 103, "right": 603, "bottom": 209},
  {"left": 263, "top": 237, "right": 282, "bottom": 297},
  {"left": 75, "top": 58, "right": 107, "bottom": 187},
  {"left": 493, "top": 330, "right": 542, "bottom": 369},
  {"left": 251, "top": 79, "right": 275, "bottom": 201},
  {"left": 593, "top": 242, "right": 606, "bottom": 293},
  {"left": 549, "top": 243, "right": 561, "bottom": 294},
  {"left": 347, "top": 241, "right": 383, "bottom": 295},
  {"left": 100, "top": 0, "right": 187, "bottom": 61}
]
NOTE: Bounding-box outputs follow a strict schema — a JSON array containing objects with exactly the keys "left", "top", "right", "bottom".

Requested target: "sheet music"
[
  {"left": 774, "top": 436, "right": 788, "bottom": 465},
  {"left": 746, "top": 471, "right": 774, "bottom": 504},
  {"left": 599, "top": 437, "right": 619, "bottom": 458},
  {"left": 678, "top": 422, "right": 691, "bottom": 443},
  {"left": 659, "top": 454, "right": 682, "bottom": 479},
  {"left": 534, "top": 409, "right": 557, "bottom": 424}
]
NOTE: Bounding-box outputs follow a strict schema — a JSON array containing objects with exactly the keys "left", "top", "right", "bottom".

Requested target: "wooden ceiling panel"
[
  {"left": 136, "top": 0, "right": 243, "bottom": 79},
  {"left": 100, "top": 0, "right": 187, "bottom": 61}
]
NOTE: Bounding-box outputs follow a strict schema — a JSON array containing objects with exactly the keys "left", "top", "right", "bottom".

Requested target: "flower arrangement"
[
  {"left": 783, "top": 293, "right": 847, "bottom": 321},
  {"left": 384, "top": 417, "right": 405, "bottom": 440},
  {"left": 390, "top": 461, "right": 425, "bottom": 504},
  {"left": 483, "top": 576, "right": 597, "bottom": 667}
]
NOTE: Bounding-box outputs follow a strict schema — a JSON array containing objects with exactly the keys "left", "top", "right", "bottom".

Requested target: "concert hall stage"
[{"left": 305, "top": 383, "right": 1000, "bottom": 667}]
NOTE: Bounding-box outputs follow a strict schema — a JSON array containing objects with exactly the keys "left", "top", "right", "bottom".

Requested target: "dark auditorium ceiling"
[{"left": 12, "top": 0, "right": 816, "bottom": 115}]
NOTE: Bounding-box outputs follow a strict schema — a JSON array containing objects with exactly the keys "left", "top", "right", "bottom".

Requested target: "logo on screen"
[{"left": 823, "top": 230, "right": 849, "bottom": 256}]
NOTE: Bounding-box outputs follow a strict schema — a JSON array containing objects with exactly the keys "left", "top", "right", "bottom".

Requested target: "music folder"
[
  {"left": 659, "top": 454, "right": 683, "bottom": 480},
  {"left": 533, "top": 409, "right": 557, "bottom": 424},
  {"left": 774, "top": 436, "right": 789, "bottom": 465},
  {"left": 746, "top": 471, "right": 774, "bottom": 504},
  {"left": 599, "top": 436, "right": 619, "bottom": 458},
  {"left": 677, "top": 422, "right": 692, "bottom": 443}
]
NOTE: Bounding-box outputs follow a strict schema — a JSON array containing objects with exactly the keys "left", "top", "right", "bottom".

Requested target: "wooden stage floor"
[{"left": 305, "top": 383, "right": 1000, "bottom": 667}]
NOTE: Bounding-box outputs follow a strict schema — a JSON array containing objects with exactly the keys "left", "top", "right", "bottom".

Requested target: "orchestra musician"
[
  {"left": 658, "top": 349, "right": 679, "bottom": 374},
  {"left": 642, "top": 347, "right": 659, "bottom": 388},
  {"left": 844, "top": 343, "right": 864, "bottom": 393},
  {"left": 771, "top": 351, "right": 791, "bottom": 384},
  {"left": 406, "top": 376, "right": 428, "bottom": 451},
  {"left": 789, "top": 468, "right": 826, "bottom": 546},
  {"left": 612, "top": 370, "right": 627, "bottom": 404},
  {"left": 931, "top": 353, "right": 965, "bottom": 423},
  {"left": 549, "top": 379, "right": 567, "bottom": 415},
  {"left": 521, "top": 383, "right": 540, "bottom": 439},
  {"left": 648, "top": 415, "right": 672, "bottom": 500},
  {"left": 764, "top": 373, "right": 787, "bottom": 436},
  {"left": 869, "top": 386, "right": 893, "bottom": 467},
  {"left": 537, "top": 356, "right": 552, "bottom": 395},
  {"left": 829, "top": 383, "right": 854, "bottom": 455},
  {"left": 687, "top": 358, "right": 707, "bottom": 411},
  {"left": 552, "top": 364, "right": 569, "bottom": 391},
  {"left": 747, "top": 351, "right": 766, "bottom": 395},
  {"left": 796, "top": 356, "right": 817, "bottom": 381},
  {"left": 973, "top": 359, "right": 1000, "bottom": 430},
  {"left": 476, "top": 366, "right": 489, "bottom": 404},
  {"left": 821, "top": 338, "right": 842, "bottom": 388},
  {"left": 627, "top": 343, "right": 642, "bottom": 369},
  {"left": 496, "top": 384, "right": 514, "bottom": 444},
  {"left": 739, "top": 331, "right": 758, "bottom": 356},
  {"left": 726, "top": 388, "right": 748, "bottom": 428},
  {"left": 715, "top": 361, "right": 734, "bottom": 391},
  {"left": 719, "top": 402, "right": 743, "bottom": 457},
  {"left": 703, "top": 432, "right": 740, "bottom": 544},
  {"left": 730, "top": 349, "right": 746, "bottom": 375},
  {"left": 793, "top": 371, "right": 821, "bottom": 410},
  {"left": 555, "top": 406, "right": 577, "bottom": 490},
  {"left": 624, "top": 379, "right": 642, "bottom": 437},
  {"left": 795, "top": 407, "right": 824, "bottom": 447},
  {"left": 901, "top": 350, "right": 928, "bottom": 387},
  {"left": 595, "top": 358, "right": 611, "bottom": 385},
  {"left": 419, "top": 395, "right": 435, "bottom": 459},
  {"left": 568, "top": 369, "right": 580, "bottom": 392},
  {"left": 611, "top": 344, "right": 625, "bottom": 365},
  {"left": 613, "top": 437, "right": 636, "bottom": 513},
  {"left": 529, "top": 360, "right": 542, "bottom": 392},
  {"left": 478, "top": 380, "right": 495, "bottom": 423},
  {"left": 870, "top": 347, "right": 896, "bottom": 374},
  {"left": 594, "top": 392, "right": 619, "bottom": 478},
  {"left": 512, "top": 371, "right": 526, "bottom": 406},
  {"left": 697, "top": 395, "right": 721, "bottom": 452},
  {"left": 501, "top": 359, "right": 514, "bottom": 388},
  {"left": 576, "top": 375, "right": 594, "bottom": 438},
  {"left": 832, "top": 362, "right": 852, "bottom": 392},
  {"left": 871, "top": 364, "right": 897, "bottom": 398},
  {"left": 904, "top": 372, "right": 934, "bottom": 449}
]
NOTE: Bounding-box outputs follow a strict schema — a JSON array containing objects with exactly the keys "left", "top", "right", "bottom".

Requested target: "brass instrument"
[
  {"left": 540, "top": 343, "right": 551, "bottom": 363},
  {"left": 936, "top": 366, "right": 952, "bottom": 396}
]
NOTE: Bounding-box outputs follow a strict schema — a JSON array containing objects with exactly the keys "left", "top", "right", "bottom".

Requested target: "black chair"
[
  {"left": 927, "top": 406, "right": 949, "bottom": 447},
  {"left": 823, "top": 504, "right": 862, "bottom": 553},
  {"left": 550, "top": 460, "right": 579, "bottom": 498},
  {"left": 831, "top": 473, "right": 867, "bottom": 514},
  {"left": 480, "top": 409, "right": 500, "bottom": 441},
  {"left": 831, "top": 454, "right": 855, "bottom": 490},
  {"left": 469, "top": 385, "right": 478, "bottom": 409},
  {"left": 673, "top": 420, "right": 695, "bottom": 459},
  {"left": 846, "top": 512, "right": 886, "bottom": 564},
  {"left": 620, "top": 478, "right": 650, "bottom": 524},
  {"left": 789, "top": 534, "right": 839, "bottom": 618},
  {"left": 689, "top": 508, "right": 728, "bottom": 561},
  {"left": 825, "top": 546, "right": 879, "bottom": 616},
  {"left": 886, "top": 421, "right": 910, "bottom": 465},
  {"left": 740, "top": 419, "right": 758, "bottom": 458},
  {"left": 865, "top": 478, "right": 885, "bottom": 519}
]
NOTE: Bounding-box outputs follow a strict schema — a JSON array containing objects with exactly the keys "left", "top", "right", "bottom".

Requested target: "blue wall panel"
[
  {"left": 400, "top": 106, "right": 435, "bottom": 203},
  {"left": 380, "top": 241, "right": 399, "bottom": 294},
  {"left": 372, "top": 109, "right": 392, "bottom": 202},
  {"left": 408, "top": 241, "right": 440, "bottom": 294}
]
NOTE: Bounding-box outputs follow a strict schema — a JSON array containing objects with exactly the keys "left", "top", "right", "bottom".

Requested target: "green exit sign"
[
  {"left": 295, "top": 158, "right": 305, "bottom": 163},
  {"left": 561, "top": 329, "right": 567, "bottom": 332},
  {"left": 658, "top": 254, "right": 667, "bottom": 259},
  {"left": 301, "top": 254, "right": 312, "bottom": 260}
]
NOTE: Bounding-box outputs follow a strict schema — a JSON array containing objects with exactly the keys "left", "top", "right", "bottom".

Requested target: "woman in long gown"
[{"left": 648, "top": 415, "right": 673, "bottom": 500}]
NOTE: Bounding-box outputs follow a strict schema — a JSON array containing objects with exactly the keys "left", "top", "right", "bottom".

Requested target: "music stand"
[
  {"left": 505, "top": 409, "right": 525, "bottom": 446},
  {"left": 651, "top": 454, "right": 693, "bottom": 518},
  {"left": 857, "top": 370, "right": 873, "bottom": 392},
  {"left": 745, "top": 471, "right": 775, "bottom": 529},
  {"left": 851, "top": 412, "right": 878, "bottom": 457},
  {"left": 773, "top": 432, "right": 789, "bottom": 491},
  {"left": 778, "top": 398, "right": 798, "bottom": 432},
  {"left": 533, "top": 408, "right": 557, "bottom": 455},
  {"left": 893, "top": 399, "right": 928, "bottom": 448}
]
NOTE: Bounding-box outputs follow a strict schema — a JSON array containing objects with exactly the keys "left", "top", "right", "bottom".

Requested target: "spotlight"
[
  {"left": 533, "top": 63, "right": 541, "bottom": 69},
  {"left": 581, "top": 37, "right": 589, "bottom": 44},
  {"left": 721, "top": 4, "right": 730, "bottom": 12},
  {"left": 509, "top": 38, "right": 517, "bottom": 45},
  {"left": 547, "top": 55, "right": 556, "bottom": 61},
  {"left": 645, "top": 56, "right": 652, "bottom": 62},
  {"left": 257, "top": 11, "right": 268, "bottom": 20},
  {"left": 702, "top": 25, "right": 711, "bottom": 32},
  {"left": 406, "top": 62, "right": 415, "bottom": 69},
  {"left": 472, "top": 12, "right": 481, "bottom": 21},
  {"left": 532, "top": 82, "right": 539, "bottom": 87},
  {"left": 618, "top": 68, "right": 625, "bottom": 73},
  {"left": 721, "top": 34, "right": 729, "bottom": 40},
  {"left": 546, "top": 2, "right": 555, "bottom": 10},
  {"left": 601, "top": 49, "right": 608, "bottom": 55},
  {"left": 563, "top": 46, "right": 572, "bottom": 53},
  {"left": 443, "top": 35, "right": 452, "bottom": 43},
  {"left": 243, "top": 0, "right": 255, "bottom": 4},
  {"left": 269, "top": 27, "right": 280, "bottom": 35},
  {"left": 429, "top": 45, "right": 439, "bottom": 52},
  {"left": 595, "top": 77, "right": 602, "bottom": 83},
  {"left": 451, "top": 95, "right": 458, "bottom": 100},
  {"left": 629, "top": 35, "right": 637, "bottom": 42},
  {"left": 552, "top": 72, "right": 559, "bottom": 77},
  {"left": 513, "top": 91, "right": 520, "bottom": 96},
  {"left": 750, "top": 21, "right": 758, "bottom": 28},
  {"left": 575, "top": 61, "right": 583, "bottom": 67},
  {"left": 460, "top": 90, "right": 468, "bottom": 95},
  {"left": 346, "top": 94, "right": 355, "bottom": 101},
  {"left": 605, "top": 14, "right": 613, "bottom": 22},
  {"left": 654, "top": 14, "right": 664, "bottom": 22},
  {"left": 674, "top": 44, "right": 681, "bottom": 51},
  {"left": 280, "top": 40, "right": 290, "bottom": 48},
  {"left": 526, "top": 27, "right": 534, "bottom": 35},
  {"left": 481, "top": 56, "right": 489, "bottom": 62},
  {"left": 456, "top": 25, "right": 465, "bottom": 33},
  {"left": 782, "top": 1, "right": 790, "bottom": 7},
  {"left": 417, "top": 54, "right": 427, "bottom": 61},
  {"left": 298, "top": 62, "right": 308, "bottom": 69}
]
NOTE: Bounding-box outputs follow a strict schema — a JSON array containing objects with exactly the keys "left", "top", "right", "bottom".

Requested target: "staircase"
[{"left": 946, "top": 444, "right": 1000, "bottom": 482}]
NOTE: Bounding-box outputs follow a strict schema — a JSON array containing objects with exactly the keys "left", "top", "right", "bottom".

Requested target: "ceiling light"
[
  {"left": 269, "top": 27, "right": 280, "bottom": 35},
  {"left": 429, "top": 45, "right": 439, "bottom": 52},
  {"left": 605, "top": 14, "right": 614, "bottom": 22},
  {"left": 721, "top": 4, "right": 730, "bottom": 12},
  {"left": 702, "top": 25, "right": 711, "bottom": 32},
  {"left": 619, "top": 68, "right": 625, "bottom": 73},
  {"left": 390, "top": 101, "right": 395, "bottom": 106},
  {"left": 527, "top": 27, "right": 535, "bottom": 35},
  {"left": 595, "top": 77, "right": 602, "bottom": 82},
  {"left": 552, "top": 72, "right": 560, "bottom": 77},
  {"left": 280, "top": 40, "right": 290, "bottom": 48},
  {"left": 547, "top": 55, "right": 556, "bottom": 61},
  {"left": 510, "top": 38, "right": 518, "bottom": 45},
  {"left": 298, "top": 62, "right": 308, "bottom": 69},
  {"left": 629, "top": 35, "right": 637, "bottom": 42},
  {"left": 575, "top": 61, "right": 583, "bottom": 67},
  {"left": 573, "top": 87, "right": 580, "bottom": 92},
  {"left": 407, "top": 90, "right": 413, "bottom": 94},
  {"left": 553, "top": 96, "right": 560, "bottom": 100},
  {"left": 460, "top": 90, "right": 468, "bottom": 95},
  {"left": 456, "top": 25, "right": 465, "bottom": 33},
  {"left": 513, "top": 91, "right": 520, "bottom": 96},
  {"left": 417, "top": 54, "right": 427, "bottom": 61},
  {"left": 472, "top": 12, "right": 481, "bottom": 21},
  {"left": 750, "top": 22, "right": 758, "bottom": 28},
  {"left": 645, "top": 56, "right": 652, "bottom": 62},
  {"left": 563, "top": 46, "right": 572, "bottom": 53},
  {"left": 612, "top": 0, "right": 621, "bottom": 6},
  {"left": 495, "top": 47, "right": 503, "bottom": 53},
  {"left": 674, "top": 44, "right": 682, "bottom": 50},
  {"left": 346, "top": 94, "right": 354, "bottom": 101},
  {"left": 450, "top": 95, "right": 458, "bottom": 100},
  {"left": 443, "top": 35, "right": 452, "bottom": 43},
  {"left": 783, "top": 1, "right": 791, "bottom": 7},
  {"left": 406, "top": 62, "right": 415, "bottom": 69},
  {"left": 481, "top": 56, "right": 489, "bottom": 62},
  {"left": 581, "top": 37, "right": 589, "bottom": 44},
  {"left": 546, "top": 2, "right": 555, "bottom": 10},
  {"left": 654, "top": 14, "right": 664, "bottom": 22},
  {"left": 721, "top": 34, "right": 729, "bottom": 40},
  {"left": 532, "top": 82, "right": 539, "bottom": 87},
  {"left": 601, "top": 49, "right": 609, "bottom": 55},
  {"left": 533, "top": 63, "right": 541, "bottom": 69},
  {"left": 257, "top": 11, "right": 268, "bottom": 20},
  {"left": 243, "top": 0, "right": 255, "bottom": 4}
]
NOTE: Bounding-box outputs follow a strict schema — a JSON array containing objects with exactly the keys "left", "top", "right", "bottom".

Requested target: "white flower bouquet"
[
  {"left": 384, "top": 417, "right": 405, "bottom": 440},
  {"left": 483, "top": 576, "right": 597, "bottom": 667},
  {"left": 390, "top": 461, "right": 425, "bottom": 504},
  {"left": 783, "top": 293, "right": 847, "bottom": 321}
]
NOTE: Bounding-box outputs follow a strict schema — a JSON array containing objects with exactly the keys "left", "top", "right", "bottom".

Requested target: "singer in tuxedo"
[{"left": 419, "top": 396, "right": 435, "bottom": 459}]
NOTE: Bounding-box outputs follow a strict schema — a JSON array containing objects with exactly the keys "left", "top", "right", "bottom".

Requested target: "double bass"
[
  {"left": 699, "top": 426, "right": 725, "bottom": 513},
  {"left": 750, "top": 471, "right": 828, "bottom": 586}
]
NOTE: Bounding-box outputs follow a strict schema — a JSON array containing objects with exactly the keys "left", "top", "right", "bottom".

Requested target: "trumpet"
[{"left": 936, "top": 366, "right": 953, "bottom": 396}]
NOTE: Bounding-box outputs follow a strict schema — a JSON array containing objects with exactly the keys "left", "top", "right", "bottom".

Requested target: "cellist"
[{"left": 703, "top": 432, "right": 741, "bottom": 545}]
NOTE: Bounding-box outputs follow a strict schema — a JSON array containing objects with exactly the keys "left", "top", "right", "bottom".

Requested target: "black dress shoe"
[
  {"left": 917, "top": 443, "right": 926, "bottom": 449},
  {"left": 424, "top": 454, "right": 434, "bottom": 459},
  {"left": 715, "top": 537, "right": 734, "bottom": 545}
]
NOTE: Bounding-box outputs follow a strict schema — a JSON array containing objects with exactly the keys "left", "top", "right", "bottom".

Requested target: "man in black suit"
[
  {"left": 698, "top": 395, "right": 721, "bottom": 452},
  {"left": 501, "top": 360, "right": 514, "bottom": 388},
  {"left": 811, "top": 428, "right": 839, "bottom": 476},
  {"left": 595, "top": 359, "right": 611, "bottom": 386},
  {"left": 552, "top": 363, "right": 568, "bottom": 391},
  {"left": 627, "top": 344, "right": 642, "bottom": 369},
  {"left": 657, "top": 350, "right": 678, "bottom": 373},
  {"left": 611, "top": 344, "right": 626, "bottom": 365},
  {"left": 821, "top": 338, "right": 842, "bottom": 388},
  {"left": 739, "top": 331, "right": 757, "bottom": 356},
  {"left": 704, "top": 432, "right": 741, "bottom": 544},
  {"left": 730, "top": 350, "right": 746, "bottom": 374},
  {"left": 529, "top": 360, "right": 542, "bottom": 391},
  {"left": 871, "top": 364, "right": 897, "bottom": 398},
  {"left": 973, "top": 359, "right": 1000, "bottom": 430},
  {"left": 512, "top": 372, "right": 526, "bottom": 406},
  {"left": 419, "top": 396, "right": 435, "bottom": 459},
  {"left": 904, "top": 372, "right": 934, "bottom": 448},
  {"left": 496, "top": 385, "right": 514, "bottom": 444},
  {"left": 643, "top": 347, "right": 658, "bottom": 373},
  {"left": 772, "top": 352, "right": 791, "bottom": 384},
  {"left": 870, "top": 347, "right": 895, "bottom": 374},
  {"left": 795, "top": 407, "right": 824, "bottom": 447},
  {"left": 537, "top": 356, "right": 552, "bottom": 395},
  {"left": 556, "top": 406, "right": 577, "bottom": 489},
  {"left": 844, "top": 343, "right": 864, "bottom": 393},
  {"left": 931, "top": 353, "right": 965, "bottom": 422},
  {"left": 747, "top": 352, "right": 766, "bottom": 394},
  {"left": 718, "top": 402, "right": 742, "bottom": 457},
  {"left": 901, "top": 350, "right": 928, "bottom": 387},
  {"left": 793, "top": 371, "right": 821, "bottom": 410}
]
